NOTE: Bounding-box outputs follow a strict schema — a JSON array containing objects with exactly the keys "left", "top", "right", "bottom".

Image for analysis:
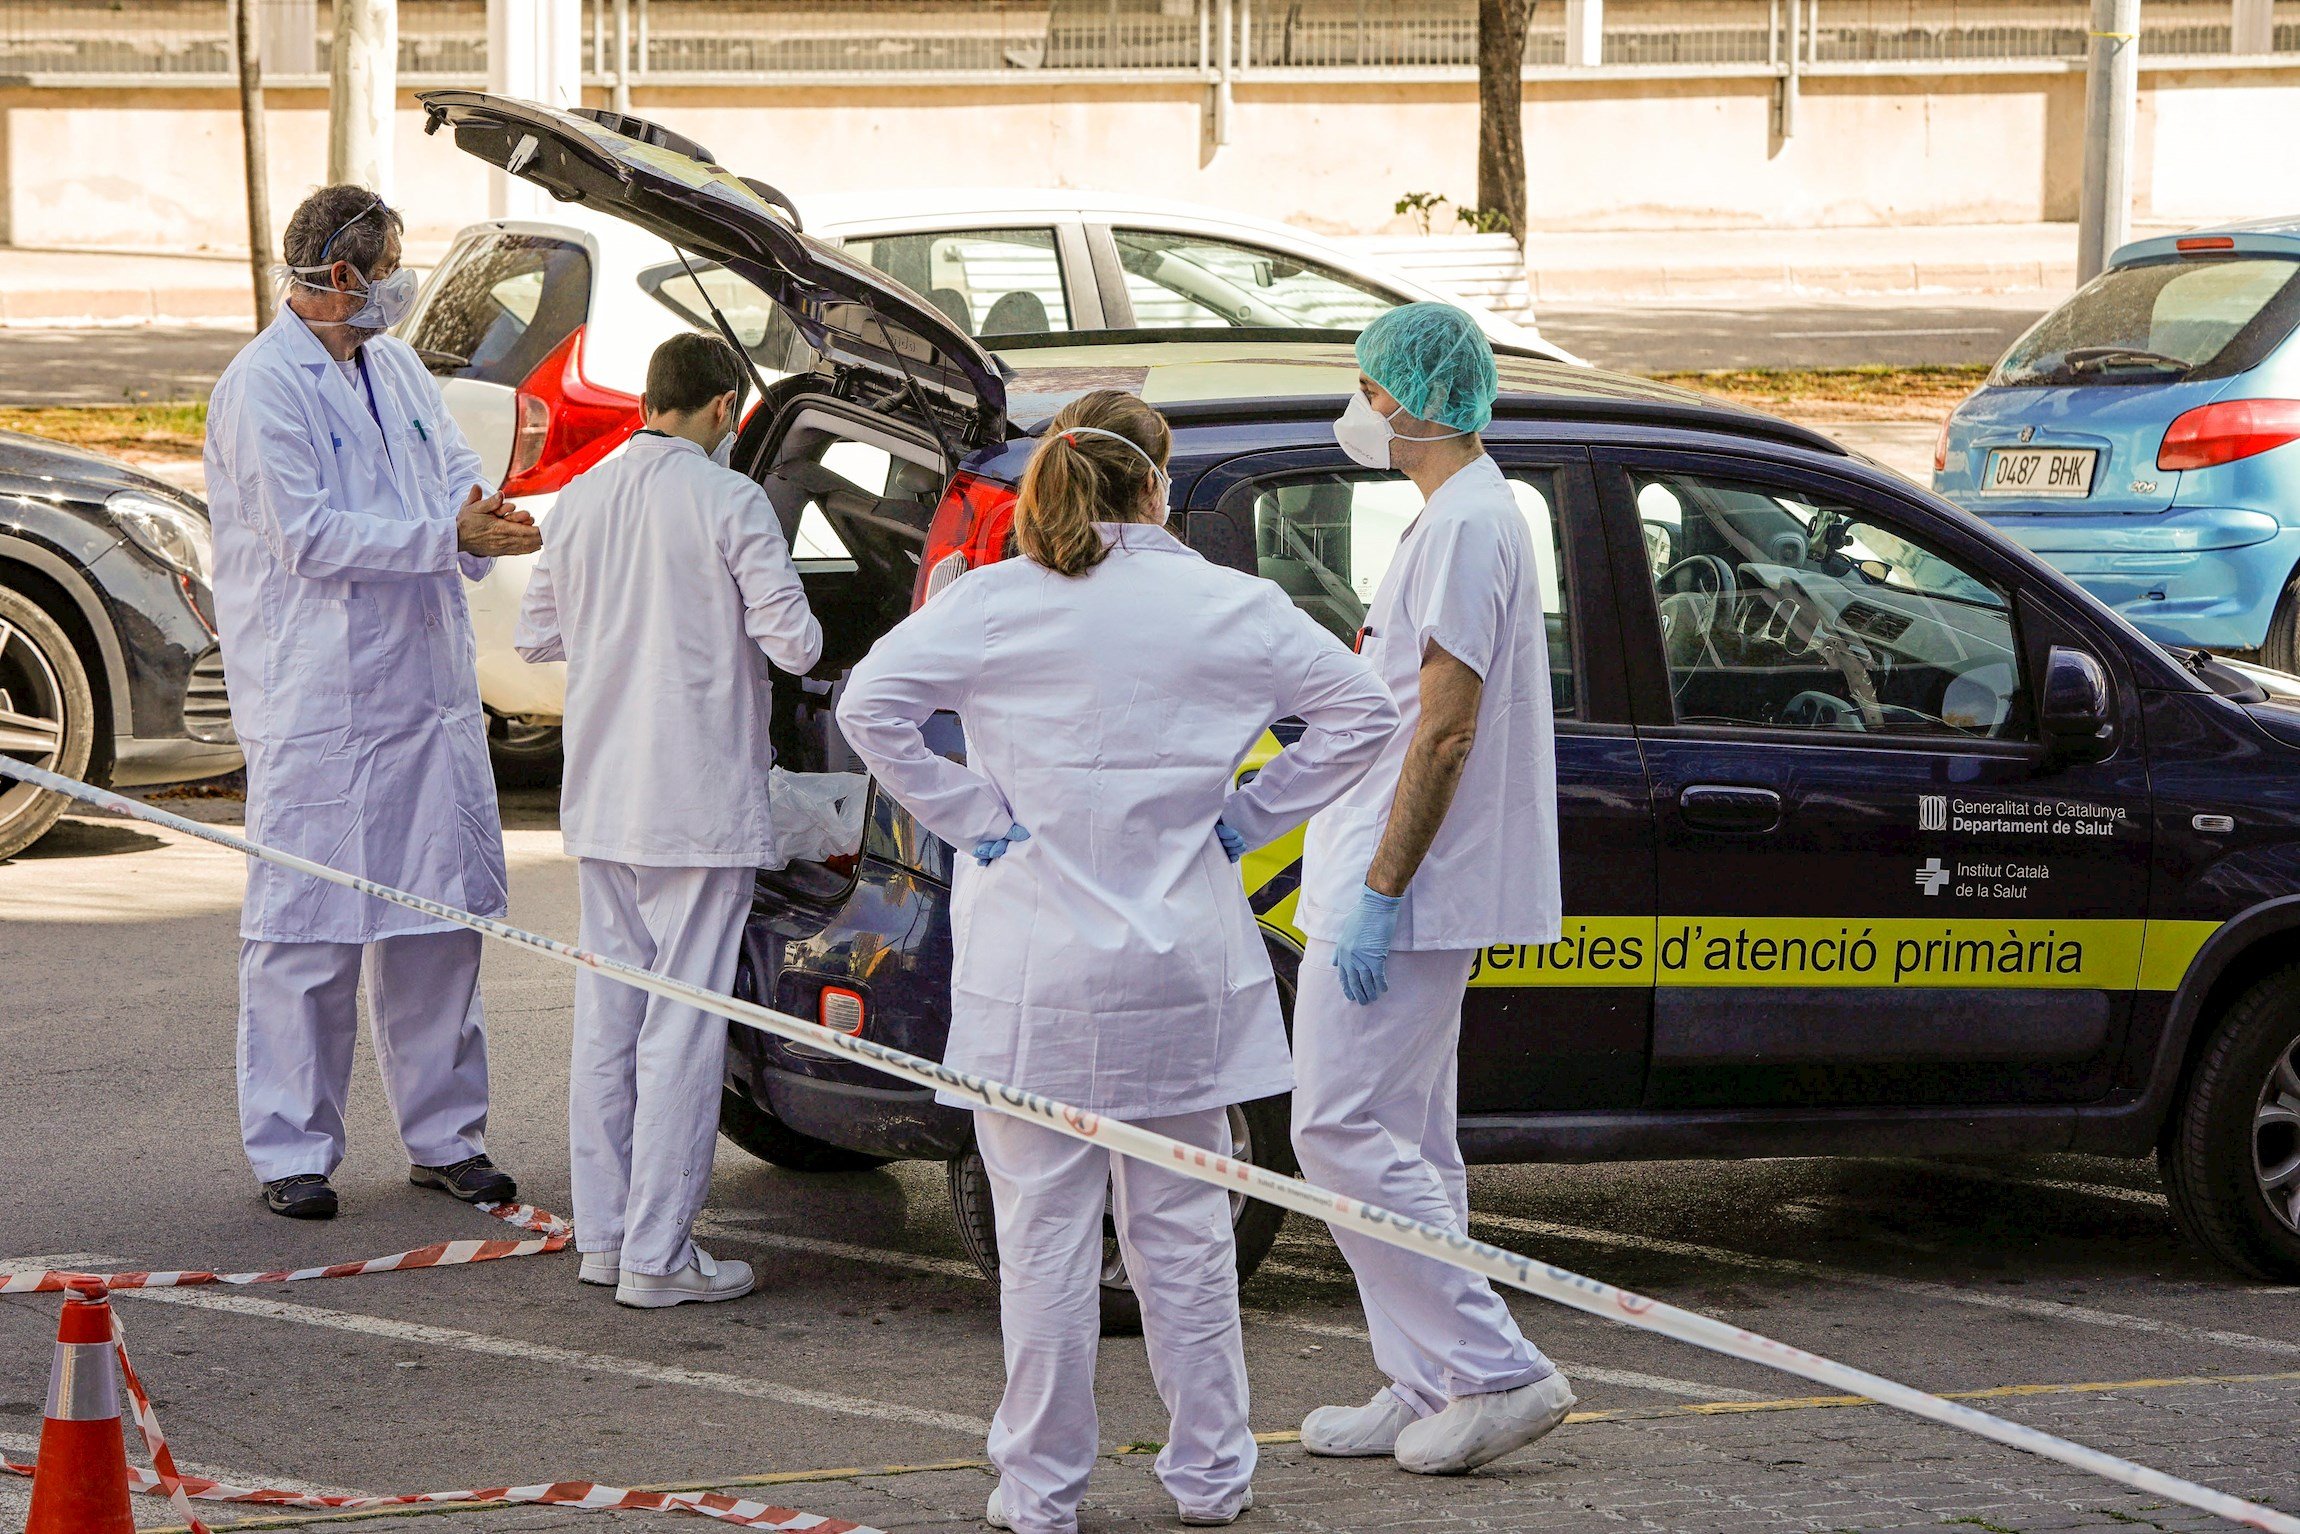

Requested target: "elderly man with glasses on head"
[{"left": 204, "top": 183, "right": 541, "bottom": 1220}]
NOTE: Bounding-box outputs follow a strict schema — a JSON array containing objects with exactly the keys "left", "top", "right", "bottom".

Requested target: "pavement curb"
[{"left": 1531, "top": 258, "right": 2072, "bottom": 303}]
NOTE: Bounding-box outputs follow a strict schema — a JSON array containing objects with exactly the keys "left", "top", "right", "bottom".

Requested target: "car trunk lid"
[{"left": 418, "top": 91, "right": 1006, "bottom": 455}]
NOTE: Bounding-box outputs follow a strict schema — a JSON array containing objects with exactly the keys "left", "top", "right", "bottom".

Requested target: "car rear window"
[
  {"left": 403, "top": 231, "right": 592, "bottom": 387},
  {"left": 1994, "top": 255, "right": 2300, "bottom": 387}
]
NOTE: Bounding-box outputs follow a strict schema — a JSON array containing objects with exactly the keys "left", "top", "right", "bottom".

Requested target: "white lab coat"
[
  {"left": 514, "top": 430, "right": 823, "bottom": 865},
  {"left": 836, "top": 522, "right": 1398, "bottom": 1121},
  {"left": 1298, "top": 453, "right": 1562, "bottom": 951},
  {"left": 205, "top": 307, "right": 506, "bottom": 944}
]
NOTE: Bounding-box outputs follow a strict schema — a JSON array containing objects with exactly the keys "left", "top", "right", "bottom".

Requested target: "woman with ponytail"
[{"left": 839, "top": 390, "right": 1397, "bottom": 1534}]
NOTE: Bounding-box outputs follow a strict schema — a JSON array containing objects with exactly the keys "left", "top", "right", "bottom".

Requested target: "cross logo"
[
  {"left": 1919, "top": 794, "right": 1948, "bottom": 831},
  {"left": 1915, "top": 857, "right": 1951, "bottom": 896}
]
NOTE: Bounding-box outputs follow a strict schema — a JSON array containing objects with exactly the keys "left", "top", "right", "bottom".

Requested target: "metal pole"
[
  {"left": 1239, "top": 0, "right": 1251, "bottom": 72},
  {"left": 2077, "top": 0, "right": 2140, "bottom": 283},
  {"left": 232, "top": 0, "right": 277, "bottom": 331},
  {"left": 1779, "top": 0, "right": 1800, "bottom": 138},
  {"left": 593, "top": 0, "right": 605, "bottom": 84},
  {"left": 327, "top": 0, "right": 396, "bottom": 193},
  {"left": 613, "top": 0, "right": 632, "bottom": 112},
  {"left": 2233, "top": 0, "right": 2272, "bottom": 54},
  {"left": 636, "top": 0, "right": 648, "bottom": 80},
  {"left": 1215, "top": 0, "right": 1233, "bottom": 145},
  {"left": 1199, "top": 0, "right": 1209, "bottom": 73}
]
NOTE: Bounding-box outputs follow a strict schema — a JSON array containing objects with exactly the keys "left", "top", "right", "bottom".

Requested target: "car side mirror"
[
  {"left": 2040, "top": 645, "right": 2114, "bottom": 761},
  {"left": 1643, "top": 519, "right": 1676, "bottom": 573}
]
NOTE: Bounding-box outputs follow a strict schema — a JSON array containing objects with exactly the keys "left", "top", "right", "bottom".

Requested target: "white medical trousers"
[
  {"left": 974, "top": 1106, "right": 1256, "bottom": 1534},
  {"left": 569, "top": 860, "right": 752, "bottom": 1278},
  {"left": 237, "top": 929, "right": 491, "bottom": 1183},
  {"left": 1291, "top": 941, "right": 1555, "bottom": 1417}
]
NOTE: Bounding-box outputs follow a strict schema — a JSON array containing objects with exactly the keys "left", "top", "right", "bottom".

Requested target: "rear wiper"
[
  {"left": 2065, "top": 346, "right": 2191, "bottom": 374},
  {"left": 412, "top": 345, "right": 469, "bottom": 369}
]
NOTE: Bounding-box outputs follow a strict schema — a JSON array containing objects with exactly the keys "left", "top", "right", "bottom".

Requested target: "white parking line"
[
  {"left": 1873, "top": 1160, "right": 2170, "bottom": 1209},
  {"left": 1472, "top": 1213, "right": 2300, "bottom": 1360},
  {"left": 0, "top": 1430, "right": 365, "bottom": 1500},
  {"left": 2, "top": 1254, "right": 989, "bottom": 1438},
  {"left": 703, "top": 1222, "right": 1760, "bottom": 1401}
]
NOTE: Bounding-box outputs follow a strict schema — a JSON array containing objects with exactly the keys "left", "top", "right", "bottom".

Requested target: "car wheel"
[
  {"left": 2161, "top": 964, "right": 2300, "bottom": 1279},
  {"left": 947, "top": 1092, "right": 1295, "bottom": 1339},
  {"left": 2261, "top": 576, "right": 2300, "bottom": 677},
  {"left": 486, "top": 712, "right": 563, "bottom": 789},
  {"left": 0, "top": 586, "right": 97, "bottom": 860},
  {"left": 719, "top": 1086, "right": 895, "bottom": 1174}
]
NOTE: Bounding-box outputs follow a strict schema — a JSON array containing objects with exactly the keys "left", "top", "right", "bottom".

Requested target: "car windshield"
[{"left": 1994, "top": 254, "right": 2300, "bottom": 386}]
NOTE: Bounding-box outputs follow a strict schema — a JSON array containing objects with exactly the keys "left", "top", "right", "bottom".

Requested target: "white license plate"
[{"left": 1981, "top": 446, "right": 2097, "bottom": 497}]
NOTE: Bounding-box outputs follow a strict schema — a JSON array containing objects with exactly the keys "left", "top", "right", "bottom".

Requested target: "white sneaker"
[
  {"left": 1179, "top": 1486, "right": 1253, "bottom": 1526},
  {"left": 615, "top": 1246, "right": 755, "bottom": 1309},
  {"left": 984, "top": 1484, "right": 1012, "bottom": 1529},
  {"left": 1300, "top": 1390, "right": 1417, "bottom": 1457},
  {"left": 1394, "top": 1371, "right": 1577, "bottom": 1475},
  {"left": 578, "top": 1249, "right": 619, "bottom": 1287}
]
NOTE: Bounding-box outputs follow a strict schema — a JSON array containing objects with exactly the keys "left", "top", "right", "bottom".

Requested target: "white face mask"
[
  {"left": 291, "top": 263, "right": 419, "bottom": 331},
  {"left": 1058, "top": 425, "right": 1172, "bottom": 525},
  {"left": 1333, "top": 391, "right": 1468, "bottom": 470}
]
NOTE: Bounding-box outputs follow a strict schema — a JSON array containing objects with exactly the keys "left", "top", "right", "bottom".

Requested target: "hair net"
[{"left": 1354, "top": 302, "right": 1499, "bottom": 434}]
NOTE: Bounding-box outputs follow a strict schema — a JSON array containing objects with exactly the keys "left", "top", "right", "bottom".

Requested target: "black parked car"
[
  {"left": 426, "top": 93, "right": 2300, "bottom": 1312},
  {"left": 0, "top": 432, "right": 241, "bottom": 857}
]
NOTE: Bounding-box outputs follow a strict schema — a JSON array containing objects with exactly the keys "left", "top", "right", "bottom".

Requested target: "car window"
[
  {"left": 635, "top": 259, "right": 817, "bottom": 374},
  {"left": 1223, "top": 468, "right": 1575, "bottom": 715},
  {"left": 1995, "top": 255, "right": 2300, "bottom": 386},
  {"left": 1637, "top": 469, "right": 2029, "bottom": 740},
  {"left": 403, "top": 231, "right": 591, "bottom": 386},
  {"left": 838, "top": 228, "right": 1069, "bottom": 337},
  {"left": 1113, "top": 229, "right": 1402, "bottom": 330}
]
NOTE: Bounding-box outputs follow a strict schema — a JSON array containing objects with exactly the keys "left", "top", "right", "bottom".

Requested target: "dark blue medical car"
[{"left": 425, "top": 92, "right": 2300, "bottom": 1297}]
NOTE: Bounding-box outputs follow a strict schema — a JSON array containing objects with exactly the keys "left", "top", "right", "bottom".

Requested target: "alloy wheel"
[
  {"left": 2252, "top": 1037, "right": 2300, "bottom": 1235},
  {"left": 0, "top": 613, "right": 69, "bottom": 834}
]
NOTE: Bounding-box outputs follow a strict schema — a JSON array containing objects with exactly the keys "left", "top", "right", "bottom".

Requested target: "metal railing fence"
[{"left": 0, "top": 0, "right": 2290, "bottom": 81}]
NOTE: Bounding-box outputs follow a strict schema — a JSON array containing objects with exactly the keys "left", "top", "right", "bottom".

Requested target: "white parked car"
[{"left": 402, "top": 188, "right": 1577, "bottom": 781}]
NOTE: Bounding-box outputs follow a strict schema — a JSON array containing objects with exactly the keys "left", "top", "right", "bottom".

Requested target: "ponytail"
[{"left": 1014, "top": 390, "right": 1172, "bottom": 578}]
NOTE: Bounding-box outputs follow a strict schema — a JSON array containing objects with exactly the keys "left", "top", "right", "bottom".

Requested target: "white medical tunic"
[
  {"left": 514, "top": 431, "right": 822, "bottom": 866},
  {"left": 1297, "top": 453, "right": 1562, "bottom": 951},
  {"left": 205, "top": 309, "right": 506, "bottom": 944},
  {"left": 838, "top": 523, "right": 1397, "bottom": 1120}
]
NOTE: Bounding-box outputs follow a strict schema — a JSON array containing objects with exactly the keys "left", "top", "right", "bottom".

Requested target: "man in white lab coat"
[
  {"left": 206, "top": 186, "right": 541, "bottom": 1220},
  {"left": 516, "top": 333, "right": 821, "bottom": 1308},
  {"left": 1290, "top": 304, "right": 1577, "bottom": 1473}
]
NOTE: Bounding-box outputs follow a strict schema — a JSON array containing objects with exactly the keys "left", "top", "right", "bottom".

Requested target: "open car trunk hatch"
[{"left": 419, "top": 91, "right": 1006, "bottom": 454}]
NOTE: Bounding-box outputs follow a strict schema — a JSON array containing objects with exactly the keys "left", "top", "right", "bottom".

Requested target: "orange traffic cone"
[{"left": 24, "top": 1293, "right": 134, "bottom": 1534}]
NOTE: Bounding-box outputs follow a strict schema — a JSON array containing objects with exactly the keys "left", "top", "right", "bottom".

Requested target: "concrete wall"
[{"left": 3, "top": 67, "right": 2292, "bottom": 253}]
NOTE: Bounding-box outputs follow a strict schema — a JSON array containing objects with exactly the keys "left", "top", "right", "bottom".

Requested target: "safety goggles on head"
[{"left": 1057, "top": 424, "right": 1172, "bottom": 512}]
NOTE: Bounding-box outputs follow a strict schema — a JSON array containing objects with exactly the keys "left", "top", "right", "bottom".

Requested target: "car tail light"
[
  {"left": 913, "top": 471, "right": 1020, "bottom": 610},
  {"left": 1933, "top": 414, "right": 1954, "bottom": 474},
  {"left": 819, "top": 986, "right": 865, "bottom": 1036},
  {"left": 2176, "top": 236, "right": 2237, "bottom": 253},
  {"left": 501, "top": 325, "right": 642, "bottom": 498},
  {"left": 2157, "top": 399, "right": 2300, "bottom": 472}
]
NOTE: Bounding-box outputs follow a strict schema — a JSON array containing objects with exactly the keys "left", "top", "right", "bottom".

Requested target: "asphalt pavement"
[
  {"left": 1539, "top": 296, "right": 2047, "bottom": 373},
  {"left": 5, "top": 802, "right": 2298, "bottom": 1534},
  {"left": 0, "top": 323, "right": 251, "bottom": 406}
]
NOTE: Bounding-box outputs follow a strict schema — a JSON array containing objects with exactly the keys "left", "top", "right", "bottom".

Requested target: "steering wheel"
[
  {"left": 1766, "top": 572, "right": 1888, "bottom": 731},
  {"left": 1654, "top": 555, "right": 1736, "bottom": 677},
  {"left": 1781, "top": 690, "right": 1866, "bottom": 730}
]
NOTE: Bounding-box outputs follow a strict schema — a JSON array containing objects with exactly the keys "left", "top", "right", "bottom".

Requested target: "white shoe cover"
[
  {"left": 615, "top": 1246, "right": 755, "bottom": 1309},
  {"left": 1301, "top": 1389, "right": 1417, "bottom": 1457},
  {"left": 985, "top": 1484, "right": 1013, "bottom": 1529},
  {"left": 1395, "top": 1371, "right": 1577, "bottom": 1475},
  {"left": 578, "top": 1249, "right": 620, "bottom": 1287},
  {"left": 1179, "top": 1486, "right": 1253, "bottom": 1525}
]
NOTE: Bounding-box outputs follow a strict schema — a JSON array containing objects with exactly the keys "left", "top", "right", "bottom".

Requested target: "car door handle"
[{"left": 1679, "top": 784, "right": 1783, "bottom": 834}]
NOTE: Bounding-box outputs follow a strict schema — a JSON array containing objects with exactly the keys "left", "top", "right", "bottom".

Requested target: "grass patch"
[
  {"left": 0, "top": 402, "right": 207, "bottom": 457},
  {"left": 1649, "top": 365, "right": 1988, "bottom": 420}
]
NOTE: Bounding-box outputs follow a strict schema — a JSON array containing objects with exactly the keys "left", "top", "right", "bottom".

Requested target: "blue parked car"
[{"left": 1936, "top": 217, "right": 2300, "bottom": 669}]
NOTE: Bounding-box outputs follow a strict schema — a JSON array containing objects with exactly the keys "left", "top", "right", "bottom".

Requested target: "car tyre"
[
  {"left": 2161, "top": 964, "right": 2300, "bottom": 1279},
  {"left": 719, "top": 1086, "right": 895, "bottom": 1174},
  {"left": 2260, "top": 575, "right": 2300, "bottom": 677},
  {"left": 486, "top": 712, "right": 564, "bottom": 789},
  {"left": 947, "top": 1092, "right": 1295, "bottom": 1339},
  {"left": 0, "top": 585, "right": 97, "bottom": 861}
]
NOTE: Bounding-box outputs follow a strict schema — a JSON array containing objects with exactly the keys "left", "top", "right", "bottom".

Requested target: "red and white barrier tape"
[
  {"left": 5, "top": 755, "right": 2298, "bottom": 1533},
  {"left": 0, "top": 1201, "right": 569, "bottom": 1296}
]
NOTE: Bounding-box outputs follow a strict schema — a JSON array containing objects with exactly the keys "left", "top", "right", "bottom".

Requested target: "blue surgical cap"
[{"left": 1355, "top": 302, "right": 1499, "bottom": 434}]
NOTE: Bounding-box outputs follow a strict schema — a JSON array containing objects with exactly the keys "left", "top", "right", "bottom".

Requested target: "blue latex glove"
[
  {"left": 1214, "top": 820, "right": 1246, "bottom": 863},
  {"left": 1333, "top": 883, "right": 1404, "bottom": 1004},
  {"left": 971, "top": 822, "right": 1030, "bottom": 867}
]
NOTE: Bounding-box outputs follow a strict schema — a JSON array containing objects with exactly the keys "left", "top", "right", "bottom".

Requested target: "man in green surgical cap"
[{"left": 1289, "top": 302, "right": 1576, "bottom": 1475}]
